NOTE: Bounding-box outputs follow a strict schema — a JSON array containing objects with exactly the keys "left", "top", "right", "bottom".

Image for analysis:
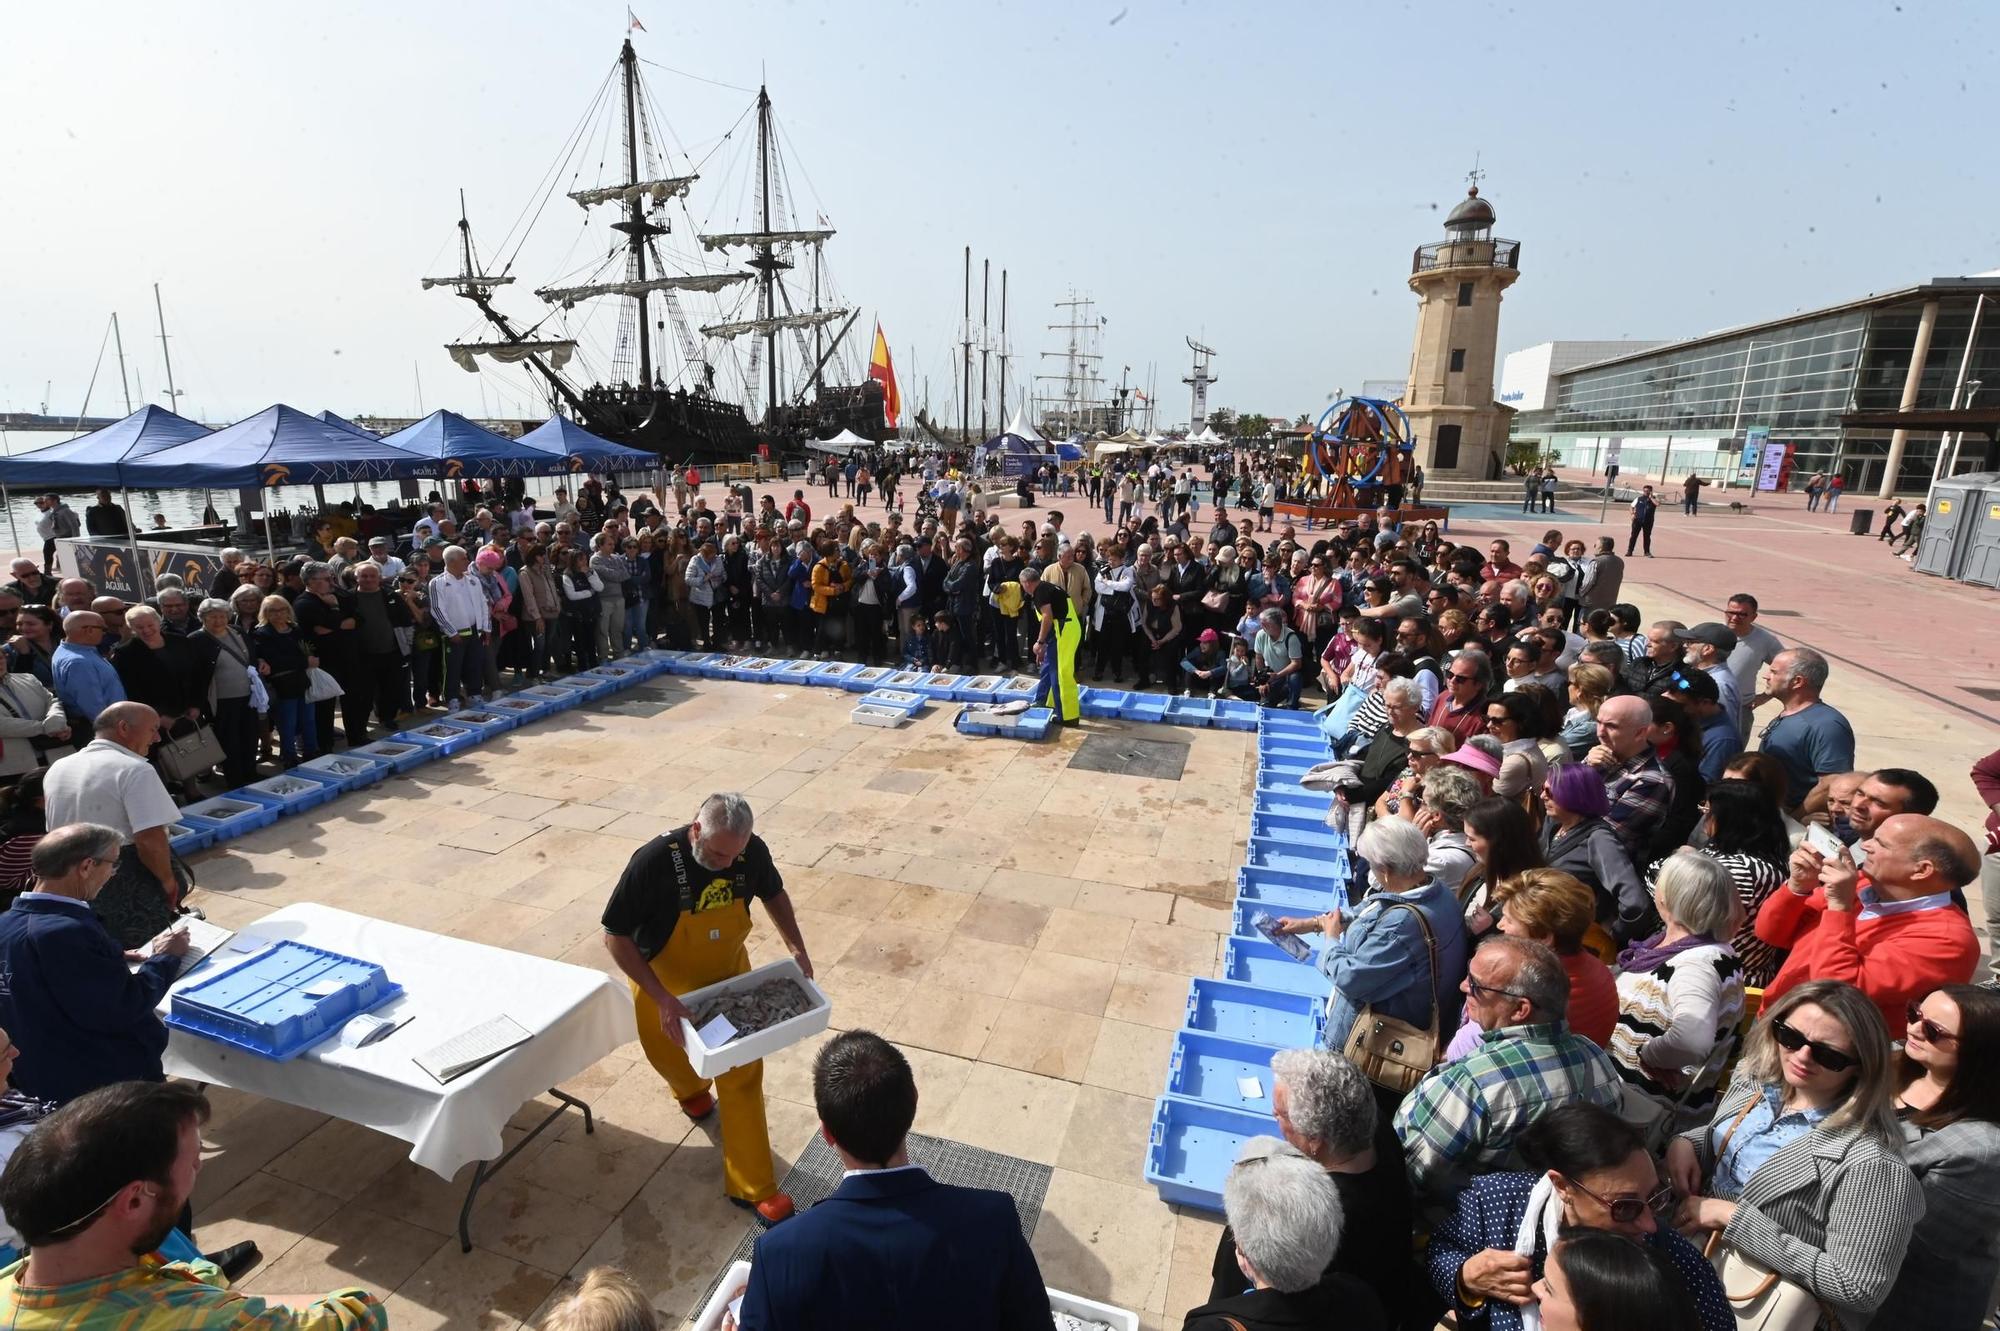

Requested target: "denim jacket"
[{"left": 1317, "top": 878, "right": 1470, "bottom": 1051}]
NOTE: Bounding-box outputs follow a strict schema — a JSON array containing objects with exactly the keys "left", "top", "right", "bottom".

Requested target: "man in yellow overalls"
[
  {"left": 601, "top": 791, "right": 813, "bottom": 1224},
  {"left": 1019, "top": 565, "right": 1080, "bottom": 724}
]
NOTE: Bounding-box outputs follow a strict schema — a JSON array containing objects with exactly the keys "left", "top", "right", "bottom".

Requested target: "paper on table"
[
  {"left": 696, "top": 1013, "right": 739, "bottom": 1047},
  {"left": 1237, "top": 1075, "right": 1264, "bottom": 1101},
  {"left": 414, "top": 1014, "right": 531, "bottom": 1084},
  {"left": 127, "top": 917, "right": 236, "bottom": 977}
]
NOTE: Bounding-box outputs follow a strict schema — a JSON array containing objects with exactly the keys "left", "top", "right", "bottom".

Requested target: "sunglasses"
[
  {"left": 1449, "top": 672, "right": 1480, "bottom": 684},
  {"left": 1484, "top": 715, "right": 1512, "bottom": 728},
  {"left": 1906, "top": 1002, "right": 1959, "bottom": 1047},
  {"left": 1567, "top": 1177, "right": 1677, "bottom": 1225},
  {"left": 1771, "top": 1018, "right": 1859, "bottom": 1072},
  {"left": 1466, "top": 975, "right": 1529, "bottom": 1003}
]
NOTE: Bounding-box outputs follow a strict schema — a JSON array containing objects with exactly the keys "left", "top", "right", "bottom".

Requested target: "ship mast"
[
  {"left": 617, "top": 38, "right": 657, "bottom": 390},
  {"left": 757, "top": 86, "right": 779, "bottom": 423}
]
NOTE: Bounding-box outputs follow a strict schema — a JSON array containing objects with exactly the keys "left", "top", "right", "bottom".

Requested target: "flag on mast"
[
  {"left": 868, "top": 322, "right": 901, "bottom": 430},
  {"left": 627, "top": 8, "right": 646, "bottom": 32}
]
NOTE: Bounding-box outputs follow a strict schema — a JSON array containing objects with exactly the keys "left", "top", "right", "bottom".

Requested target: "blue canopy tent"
[
  {"left": 983, "top": 433, "right": 1057, "bottom": 479},
  {"left": 379, "top": 410, "right": 552, "bottom": 478},
  {"left": 316, "top": 410, "right": 377, "bottom": 437},
  {"left": 0, "top": 404, "right": 210, "bottom": 488},
  {"left": 1055, "top": 441, "right": 1086, "bottom": 462},
  {"left": 123, "top": 404, "right": 433, "bottom": 490},
  {"left": 516, "top": 415, "right": 660, "bottom": 475}
]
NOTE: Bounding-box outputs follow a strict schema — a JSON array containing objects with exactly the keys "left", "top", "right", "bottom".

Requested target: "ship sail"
[
  {"left": 537, "top": 273, "right": 752, "bottom": 307},
  {"left": 447, "top": 340, "right": 579, "bottom": 373},
  {"left": 700, "top": 308, "right": 849, "bottom": 342},
  {"left": 420, "top": 274, "right": 514, "bottom": 291},
  {"left": 697, "top": 228, "right": 835, "bottom": 251},
  {"left": 568, "top": 175, "right": 698, "bottom": 208}
]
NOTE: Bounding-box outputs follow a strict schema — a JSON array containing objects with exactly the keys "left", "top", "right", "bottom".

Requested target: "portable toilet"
[
  {"left": 1913, "top": 472, "right": 1999, "bottom": 581},
  {"left": 1953, "top": 478, "right": 2000, "bottom": 588}
]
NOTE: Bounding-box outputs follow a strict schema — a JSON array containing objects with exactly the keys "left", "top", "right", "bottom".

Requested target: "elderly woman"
[
  {"left": 112, "top": 605, "right": 211, "bottom": 736},
  {"left": 1275, "top": 818, "right": 1469, "bottom": 1091},
  {"left": 252, "top": 594, "right": 314, "bottom": 766},
  {"left": 1560, "top": 662, "right": 1614, "bottom": 759},
  {"left": 1609, "top": 851, "right": 1746, "bottom": 1131},
  {"left": 1539, "top": 762, "right": 1649, "bottom": 944},
  {"left": 1405, "top": 762, "right": 1482, "bottom": 893},
  {"left": 1349, "top": 676, "right": 1426, "bottom": 807},
  {"left": 1184, "top": 1137, "right": 1388, "bottom": 1331},
  {"left": 0, "top": 645, "right": 67, "bottom": 787},
  {"left": 1374, "top": 723, "right": 1458, "bottom": 820},
  {"left": 199, "top": 596, "right": 263, "bottom": 786},
  {"left": 1669, "top": 980, "right": 1921, "bottom": 1330},
  {"left": 1657, "top": 778, "right": 1791, "bottom": 988},
  {"left": 685, "top": 536, "right": 724, "bottom": 650},
  {"left": 1206, "top": 1049, "right": 1414, "bottom": 1323}
]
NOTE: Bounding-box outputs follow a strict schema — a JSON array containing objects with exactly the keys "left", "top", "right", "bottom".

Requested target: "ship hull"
[{"left": 574, "top": 380, "right": 888, "bottom": 465}]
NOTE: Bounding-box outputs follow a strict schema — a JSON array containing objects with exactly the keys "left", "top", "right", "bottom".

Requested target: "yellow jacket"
[{"left": 809, "top": 559, "right": 850, "bottom": 614}]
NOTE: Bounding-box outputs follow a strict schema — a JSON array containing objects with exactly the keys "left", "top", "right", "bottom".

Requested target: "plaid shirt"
[
  {"left": 0, "top": 1257, "right": 387, "bottom": 1331},
  {"left": 1600, "top": 748, "right": 1675, "bottom": 853},
  {"left": 1394, "top": 1020, "right": 1624, "bottom": 1202}
]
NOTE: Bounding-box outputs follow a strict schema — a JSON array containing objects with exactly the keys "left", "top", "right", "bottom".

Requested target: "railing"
[{"left": 1412, "top": 237, "right": 1521, "bottom": 274}]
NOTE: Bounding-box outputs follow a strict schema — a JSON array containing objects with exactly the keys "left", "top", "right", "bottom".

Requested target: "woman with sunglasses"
[
  {"left": 1668, "top": 980, "right": 1920, "bottom": 1330},
  {"left": 1880, "top": 984, "right": 2000, "bottom": 1327},
  {"left": 1485, "top": 690, "right": 1553, "bottom": 813},
  {"left": 1429, "top": 1103, "right": 1729, "bottom": 1331},
  {"left": 1373, "top": 725, "right": 1459, "bottom": 822}
]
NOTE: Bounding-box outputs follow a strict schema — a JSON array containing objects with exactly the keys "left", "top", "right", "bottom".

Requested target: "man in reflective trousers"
[{"left": 601, "top": 790, "right": 814, "bottom": 1223}]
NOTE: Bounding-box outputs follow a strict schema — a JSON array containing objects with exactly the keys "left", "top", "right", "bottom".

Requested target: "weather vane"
[{"left": 1466, "top": 154, "right": 1485, "bottom": 193}]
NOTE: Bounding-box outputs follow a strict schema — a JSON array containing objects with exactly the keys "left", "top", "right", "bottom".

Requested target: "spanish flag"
[{"left": 868, "top": 321, "right": 901, "bottom": 430}]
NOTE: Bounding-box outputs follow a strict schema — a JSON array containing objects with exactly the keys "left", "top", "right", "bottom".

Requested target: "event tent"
[
  {"left": 380, "top": 410, "right": 554, "bottom": 476},
  {"left": 123, "top": 404, "right": 434, "bottom": 489},
  {"left": 316, "top": 410, "right": 378, "bottom": 437},
  {"left": 0, "top": 404, "right": 211, "bottom": 488},
  {"left": 1003, "top": 407, "right": 1044, "bottom": 443},
  {"left": 516, "top": 415, "right": 659, "bottom": 474},
  {"left": 806, "top": 428, "right": 872, "bottom": 455}
]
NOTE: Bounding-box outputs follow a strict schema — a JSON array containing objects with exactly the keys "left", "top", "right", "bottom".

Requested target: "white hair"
[
  {"left": 697, "top": 791, "right": 754, "bottom": 838},
  {"left": 1382, "top": 676, "right": 1423, "bottom": 709},
  {"left": 1653, "top": 849, "right": 1740, "bottom": 940},
  {"left": 1269, "top": 1049, "right": 1376, "bottom": 1160},
  {"left": 1501, "top": 579, "right": 1531, "bottom": 602},
  {"left": 1223, "top": 1137, "right": 1343, "bottom": 1293},
  {"left": 1354, "top": 816, "right": 1430, "bottom": 879}
]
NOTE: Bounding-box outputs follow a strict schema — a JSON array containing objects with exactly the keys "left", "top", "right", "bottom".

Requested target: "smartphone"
[
  {"left": 1253, "top": 911, "right": 1313, "bottom": 962},
  {"left": 1804, "top": 823, "right": 1844, "bottom": 859}
]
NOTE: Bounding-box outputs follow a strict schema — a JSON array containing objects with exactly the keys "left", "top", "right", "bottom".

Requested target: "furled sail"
[
  {"left": 536, "top": 273, "right": 753, "bottom": 307},
  {"left": 568, "top": 176, "right": 697, "bottom": 208},
  {"left": 699, "top": 309, "right": 849, "bottom": 342},
  {"left": 446, "top": 340, "right": 579, "bottom": 373},
  {"left": 420, "top": 274, "right": 515, "bottom": 291},
  {"left": 697, "top": 228, "right": 835, "bottom": 251}
]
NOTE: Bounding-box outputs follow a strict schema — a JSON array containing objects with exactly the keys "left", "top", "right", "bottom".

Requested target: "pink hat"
[
  {"left": 474, "top": 549, "right": 504, "bottom": 571},
  {"left": 1441, "top": 744, "right": 1500, "bottom": 779},
  {"left": 1198, "top": 628, "right": 1219, "bottom": 643}
]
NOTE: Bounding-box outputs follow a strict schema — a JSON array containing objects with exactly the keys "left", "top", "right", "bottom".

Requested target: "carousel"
[{"left": 1274, "top": 396, "right": 1451, "bottom": 529}]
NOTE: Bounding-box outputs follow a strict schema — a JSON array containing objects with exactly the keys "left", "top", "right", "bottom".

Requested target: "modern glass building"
[{"left": 1509, "top": 277, "right": 2000, "bottom": 494}]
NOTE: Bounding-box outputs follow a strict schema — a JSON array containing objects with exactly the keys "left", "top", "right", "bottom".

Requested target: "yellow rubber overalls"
[{"left": 630, "top": 873, "right": 776, "bottom": 1203}]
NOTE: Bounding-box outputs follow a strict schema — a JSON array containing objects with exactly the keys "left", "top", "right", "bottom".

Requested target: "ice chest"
[
  {"left": 675, "top": 957, "right": 832, "bottom": 1078},
  {"left": 858, "top": 688, "right": 926, "bottom": 719},
  {"left": 1221, "top": 936, "right": 1331, "bottom": 996},
  {"left": 1146, "top": 1094, "right": 1280, "bottom": 1212},
  {"left": 1168, "top": 1029, "right": 1285, "bottom": 1110},
  {"left": 294, "top": 752, "right": 392, "bottom": 793},
  {"left": 1183, "top": 977, "right": 1321, "bottom": 1047},
  {"left": 178, "top": 795, "right": 279, "bottom": 837},
  {"left": 347, "top": 738, "right": 437, "bottom": 773},
  {"left": 165, "top": 940, "right": 404, "bottom": 1061}
]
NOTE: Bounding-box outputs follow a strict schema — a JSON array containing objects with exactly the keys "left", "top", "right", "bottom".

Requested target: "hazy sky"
[{"left": 5, "top": 0, "right": 1994, "bottom": 432}]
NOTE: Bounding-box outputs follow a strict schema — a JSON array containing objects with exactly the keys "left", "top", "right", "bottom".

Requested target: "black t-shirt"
[
  {"left": 1033, "top": 581, "right": 1072, "bottom": 625},
  {"left": 601, "top": 825, "right": 783, "bottom": 961}
]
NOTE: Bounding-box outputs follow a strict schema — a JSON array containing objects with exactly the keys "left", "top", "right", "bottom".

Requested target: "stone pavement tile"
[
  {"left": 1067, "top": 846, "right": 1154, "bottom": 889},
  {"left": 1144, "top": 861, "right": 1236, "bottom": 904},
  {"left": 442, "top": 900, "right": 554, "bottom": 951},
  {"left": 1083, "top": 1019, "right": 1179, "bottom": 1097},
  {"left": 880, "top": 882, "right": 976, "bottom": 932},
  {"left": 865, "top": 768, "right": 937, "bottom": 795},
  {"left": 513, "top": 826, "right": 645, "bottom": 875},
  {"left": 744, "top": 768, "right": 815, "bottom": 802},
  {"left": 1011, "top": 950, "right": 1118, "bottom": 1016},
  {"left": 518, "top": 1133, "right": 672, "bottom": 1217},
  {"left": 265, "top": 1119, "right": 409, "bottom": 1201},
  {"left": 815, "top": 961, "right": 917, "bottom": 1032},
  {"left": 236, "top": 1200, "right": 443, "bottom": 1304},
  {"left": 1169, "top": 898, "right": 1234, "bottom": 933},
  {"left": 505, "top": 1057, "right": 634, "bottom": 1135},
  {"left": 455, "top": 1172, "right": 621, "bottom": 1276},
  {"left": 1106, "top": 965, "right": 1196, "bottom": 1031},
  {"left": 895, "top": 851, "right": 995, "bottom": 895},
  {"left": 499, "top": 863, "right": 612, "bottom": 912},
  {"left": 863, "top": 816, "right": 957, "bottom": 857},
  {"left": 836, "top": 920, "right": 949, "bottom": 981},
  {"left": 552, "top": 1062, "right": 700, "bottom": 1158},
  {"left": 471, "top": 791, "right": 564, "bottom": 821},
  {"left": 1073, "top": 880, "right": 1175, "bottom": 924},
  {"left": 1157, "top": 1206, "right": 1229, "bottom": 1326},
  {"left": 983, "top": 867, "right": 1082, "bottom": 910},
  {"left": 1031, "top": 1170, "right": 1176, "bottom": 1314},
  {"left": 786, "top": 909, "right": 869, "bottom": 969},
  {"left": 979, "top": 1001, "right": 1102, "bottom": 1081},
  {"left": 936, "top": 1063, "right": 1080, "bottom": 1166},
  {"left": 595, "top": 809, "right": 671, "bottom": 841},
  {"left": 882, "top": 985, "right": 1005, "bottom": 1058},
  {"left": 193, "top": 1170, "right": 344, "bottom": 1274},
  {"left": 996, "top": 834, "right": 1086, "bottom": 878},
  {"left": 505, "top": 896, "right": 611, "bottom": 961},
  {"left": 760, "top": 1028, "right": 838, "bottom": 1107},
  {"left": 430, "top": 851, "right": 545, "bottom": 901},
  {"left": 194, "top": 1098, "right": 332, "bottom": 1212},
  {"left": 385, "top": 1243, "right": 560, "bottom": 1330},
  {"left": 568, "top": 1135, "right": 756, "bottom": 1326},
  {"left": 1037, "top": 907, "right": 1134, "bottom": 965},
  {"left": 927, "top": 933, "right": 1034, "bottom": 997},
  {"left": 1056, "top": 1084, "right": 1155, "bottom": 1184},
  {"left": 1123, "top": 922, "right": 1222, "bottom": 977},
  {"left": 433, "top": 815, "right": 544, "bottom": 854},
  {"left": 902, "top": 1045, "right": 980, "bottom": 1136},
  {"left": 810, "top": 870, "right": 904, "bottom": 920},
  {"left": 352, "top": 1146, "right": 514, "bottom": 1239},
  {"left": 532, "top": 802, "right": 626, "bottom": 832},
  {"left": 954, "top": 896, "right": 1051, "bottom": 947},
  {"left": 812, "top": 843, "right": 913, "bottom": 880}
]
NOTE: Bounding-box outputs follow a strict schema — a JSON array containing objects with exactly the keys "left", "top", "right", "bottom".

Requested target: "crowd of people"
[{"left": 0, "top": 456, "right": 1993, "bottom": 1330}]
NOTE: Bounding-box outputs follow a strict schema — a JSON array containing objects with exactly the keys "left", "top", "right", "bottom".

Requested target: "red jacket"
[
  {"left": 1972, "top": 747, "right": 2000, "bottom": 854},
  {"left": 1755, "top": 884, "right": 1979, "bottom": 1034}
]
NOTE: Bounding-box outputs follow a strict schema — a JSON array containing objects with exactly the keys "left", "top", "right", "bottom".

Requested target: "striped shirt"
[
  {"left": 0, "top": 1256, "right": 386, "bottom": 1330},
  {"left": 1649, "top": 850, "right": 1786, "bottom": 987}
]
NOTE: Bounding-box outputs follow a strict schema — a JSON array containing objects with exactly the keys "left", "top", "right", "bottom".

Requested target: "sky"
[{"left": 4, "top": 0, "right": 1995, "bottom": 433}]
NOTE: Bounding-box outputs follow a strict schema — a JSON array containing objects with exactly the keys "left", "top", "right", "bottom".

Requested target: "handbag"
[
  {"left": 1341, "top": 899, "right": 1442, "bottom": 1093},
  {"left": 1201, "top": 588, "right": 1231, "bottom": 613},
  {"left": 1699, "top": 1094, "right": 1836, "bottom": 1331},
  {"left": 305, "top": 667, "right": 345, "bottom": 702},
  {"left": 156, "top": 723, "right": 226, "bottom": 783}
]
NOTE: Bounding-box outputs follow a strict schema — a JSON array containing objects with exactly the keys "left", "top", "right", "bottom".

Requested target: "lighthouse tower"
[{"left": 1401, "top": 175, "right": 1521, "bottom": 478}]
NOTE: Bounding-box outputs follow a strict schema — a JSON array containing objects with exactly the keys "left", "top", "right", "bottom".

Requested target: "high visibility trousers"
[{"left": 1036, "top": 611, "right": 1082, "bottom": 722}]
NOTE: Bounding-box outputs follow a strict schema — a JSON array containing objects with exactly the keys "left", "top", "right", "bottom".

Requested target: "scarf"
[
  {"left": 1617, "top": 928, "right": 1717, "bottom": 976},
  {"left": 1512, "top": 1173, "right": 1563, "bottom": 1331}
]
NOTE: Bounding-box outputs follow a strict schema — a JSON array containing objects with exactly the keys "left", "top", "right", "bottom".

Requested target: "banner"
[
  {"left": 1755, "top": 441, "right": 1792, "bottom": 491},
  {"left": 1741, "top": 426, "right": 1768, "bottom": 473}
]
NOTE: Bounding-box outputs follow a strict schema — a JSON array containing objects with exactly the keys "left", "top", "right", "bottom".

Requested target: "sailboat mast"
[
  {"left": 111, "top": 313, "right": 132, "bottom": 414},
  {"left": 758, "top": 86, "right": 778, "bottom": 423},
  {"left": 620, "top": 39, "right": 653, "bottom": 390},
  {"left": 152, "top": 284, "right": 181, "bottom": 418},
  {"left": 979, "top": 259, "right": 990, "bottom": 441},
  {"left": 960, "top": 246, "right": 971, "bottom": 445},
  {"left": 999, "top": 269, "right": 1008, "bottom": 425},
  {"left": 457, "top": 190, "right": 476, "bottom": 279}
]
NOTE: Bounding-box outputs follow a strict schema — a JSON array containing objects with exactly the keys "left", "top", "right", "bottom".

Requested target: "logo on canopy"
[
  {"left": 567, "top": 456, "right": 586, "bottom": 472},
  {"left": 444, "top": 459, "right": 465, "bottom": 479},
  {"left": 103, "top": 554, "right": 125, "bottom": 582},
  {"left": 263, "top": 463, "right": 292, "bottom": 486}
]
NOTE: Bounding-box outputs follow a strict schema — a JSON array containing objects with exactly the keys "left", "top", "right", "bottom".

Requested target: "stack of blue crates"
[{"left": 1144, "top": 706, "right": 1352, "bottom": 1212}]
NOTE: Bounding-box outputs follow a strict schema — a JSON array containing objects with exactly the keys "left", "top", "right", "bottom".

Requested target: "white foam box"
[
  {"left": 851, "top": 701, "right": 912, "bottom": 728},
  {"left": 1050, "top": 1288, "right": 1140, "bottom": 1331},
  {"left": 676, "top": 957, "right": 832, "bottom": 1079},
  {"left": 691, "top": 1260, "right": 751, "bottom": 1331}
]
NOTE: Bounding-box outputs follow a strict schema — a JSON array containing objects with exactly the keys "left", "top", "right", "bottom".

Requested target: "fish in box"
[{"left": 842, "top": 664, "right": 894, "bottom": 692}]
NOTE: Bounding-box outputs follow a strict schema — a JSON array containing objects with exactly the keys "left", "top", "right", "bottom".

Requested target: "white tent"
[
  {"left": 1004, "top": 407, "right": 1044, "bottom": 443},
  {"left": 808, "top": 428, "right": 871, "bottom": 454}
]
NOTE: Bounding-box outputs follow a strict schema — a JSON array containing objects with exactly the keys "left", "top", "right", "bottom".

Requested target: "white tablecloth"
[{"left": 161, "top": 902, "right": 636, "bottom": 1178}]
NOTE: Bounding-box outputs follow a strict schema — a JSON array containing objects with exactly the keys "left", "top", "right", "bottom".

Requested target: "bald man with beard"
[{"left": 1584, "top": 694, "right": 1676, "bottom": 858}]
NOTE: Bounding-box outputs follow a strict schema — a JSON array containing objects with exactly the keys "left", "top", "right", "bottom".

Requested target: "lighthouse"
[{"left": 1401, "top": 176, "right": 1521, "bottom": 478}]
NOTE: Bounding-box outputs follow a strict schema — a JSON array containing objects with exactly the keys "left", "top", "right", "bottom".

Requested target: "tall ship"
[{"left": 426, "top": 39, "right": 886, "bottom": 463}]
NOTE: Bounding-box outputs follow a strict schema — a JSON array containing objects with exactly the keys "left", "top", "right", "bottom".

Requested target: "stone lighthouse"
[{"left": 1401, "top": 178, "right": 1520, "bottom": 478}]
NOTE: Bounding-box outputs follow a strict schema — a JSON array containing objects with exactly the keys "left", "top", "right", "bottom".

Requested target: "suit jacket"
[
  {"left": 1680, "top": 1079, "right": 1923, "bottom": 1329},
  {"left": 0, "top": 895, "right": 177, "bottom": 1103},
  {"left": 737, "top": 1167, "right": 1049, "bottom": 1331},
  {"left": 1880, "top": 1115, "right": 2000, "bottom": 1328}
]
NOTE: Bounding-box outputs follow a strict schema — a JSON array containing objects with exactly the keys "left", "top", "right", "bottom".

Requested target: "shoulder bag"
[
  {"left": 1341, "top": 898, "right": 1442, "bottom": 1093},
  {"left": 156, "top": 722, "right": 226, "bottom": 783},
  {"left": 1699, "top": 1094, "right": 1836, "bottom": 1331}
]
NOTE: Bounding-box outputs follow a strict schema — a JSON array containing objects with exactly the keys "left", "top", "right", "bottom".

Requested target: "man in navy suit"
[{"left": 736, "top": 1030, "right": 1051, "bottom": 1331}]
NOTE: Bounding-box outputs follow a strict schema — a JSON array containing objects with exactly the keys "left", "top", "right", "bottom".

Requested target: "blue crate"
[
  {"left": 510, "top": 684, "right": 585, "bottom": 712},
  {"left": 680, "top": 652, "right": 731, "bottom": 679},
  {"left": 954, "top": 674, "right": 1007, "bottom": 703},
  {"left": 293, "top": 753, "right": 392, "bottom": 793},
  {"left": 1168, "top": 1030, "right": 1287, "bottom": 1110},
  {"left": 1245, "top": 836, "right": 1347, "bottom": 878},
  {"left": 480, "top": 693, "right": 558, "bottom": 726},
  {"left": 347, "top": 738, "right": 438, "bottom": 774},
  {"left": 841, "top": 666, "right": 899, "bottom": 693},
  {"left": 580, "top": 663, "right": 648, "bottom": 690},
  {"left": 392, "top": 721, "right": 482, "bottom": 756},
  {"left": 1119, "top": 693, "right": 1170, "bottom": 724},
  {"left": 1248, "top": 813, "right": 1346, "bottom": 849},
  {"left": 993, "top": 674, "right": 1041, "bottom": 704},
  {"left": 912, "top": 672, "right": 969, "bottom": 701},
  {"left": 1230, "top": 898, "right": 1342, "bottom": 947},
  {"left": 629, "top": 648, "right": 690, "bottom": 670},
  {"left": 1237, "top": 864, "right": 1348, "bottom": 899},
  {"left": 178, "top": 795, "right": 280, "bottom": 838},
  {"left": 1258, "top": 707, "right": 1320, "bottom": 731},
  {"left": 1221, "top": 936, "right": 1332, "bottom": 996},
  {"left": 1213, "top": 699, "right": 1261, "bottom": 731},
  {"left": 768, "top": 659, "right": 822, "bottom": 687},
  {"left": 1252, "top": 790, "right": 1334, "bottom": 820},
  {"left": 1145, "top": 1095, "right": 1281, "bottom": 1213},
  {"left": 1079, "top": 687, "right": 1129, "bottom": 719},
  {"left": 1254, "top": 760, "right": 1317, "bottom": 785},
  {"left": 1257, "top": 735, "right": 1328, "bottom": 759},
  {"left": 1165, "top": 696, "right": 1216, "bottom": 728},
  {"left": 545, "top": 673, "right": 620, "bottom": 701},
  {"left": 1183, "top": 977, "right": 1323, "bottom": 1047},
  {"left": 807, "top": 660, "right": 864, "bottom": 688},
  {"left": 859, "top": 688, "right": 927, "bottom": 719},
  {"left": 441, "top": 708, "right": 519, "bottom": 738},
  {"left": 954, "top": 706, "right": 1054, "bottom": 741},
  {"left": 165, "top": 940, "right": 404, "bottom": 1061},
  {"left": 168, "top": 821, "right": 216, "bottom": 856},
  {"left": 237, "top": 772, "right": 344, "bottom": 815},
  {"left": 712, "top": 655, "right": 776, "bottom": 683},
  {"left": 1232, "top": 880, "right": 1339, "bottom": 918}
]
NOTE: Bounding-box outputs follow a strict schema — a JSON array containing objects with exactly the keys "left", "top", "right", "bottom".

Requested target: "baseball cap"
[
  {"left": 1197, "top": 628, "right": 1219, "bottom": 643},
  {"left": 367, "top": 535, "right": 389, "bottom": 548},
  {"left": 1674, "top": 622, "right": 1736, "bottom": 653}
]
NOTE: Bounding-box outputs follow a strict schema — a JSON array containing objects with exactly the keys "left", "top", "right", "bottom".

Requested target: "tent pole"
[
  {"left": 119, "top": 486, "right": 147, "bottom": 598},
  {"left": 263, "top": 510, "right": 275, "bottom": 564},
  {"left": 1, "top": 485, "right": 19, "bottom": 563}
]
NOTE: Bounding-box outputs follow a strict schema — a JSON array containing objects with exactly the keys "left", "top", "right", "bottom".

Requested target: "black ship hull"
[{"left": 575, "top": 380, "right": 888, "bottom": 466}]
